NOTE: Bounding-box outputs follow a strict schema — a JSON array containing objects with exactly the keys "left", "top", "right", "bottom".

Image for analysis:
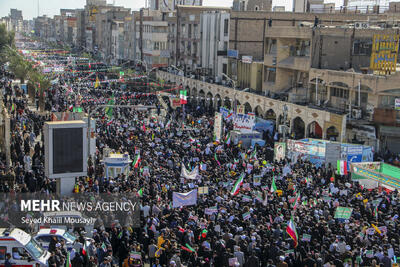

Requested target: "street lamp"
[
  {"left": 171, "top": 65, "right": 184, "bottom": 76},
  {"left": 222, "top": 73, "right": 238, "bottom": 114}
]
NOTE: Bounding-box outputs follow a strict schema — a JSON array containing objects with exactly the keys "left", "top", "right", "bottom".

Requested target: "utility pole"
[
  {"left": 139, "top": 8, "right": 144, "bottom": 62},
  {"left": 175, "top": 6, "right": 180, "bottom": 66}
]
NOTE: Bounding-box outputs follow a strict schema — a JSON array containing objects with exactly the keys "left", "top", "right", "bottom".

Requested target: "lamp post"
[
  {"left": 171, "top": 65, "right": 186, "bottom": 122},
  {"left": 136, "top": 59, "right": 149, "bottom": 92},
  {"left": 222, "top": 73, "right": 237, "bottom": 114}
]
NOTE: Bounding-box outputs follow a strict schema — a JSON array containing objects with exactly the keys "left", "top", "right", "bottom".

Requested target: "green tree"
[
  {"left": 8, "top": 53, "right": 31, "bottom": 84},
  {"left": 0, "top": 24, "right": 14, "bottom": 51}
]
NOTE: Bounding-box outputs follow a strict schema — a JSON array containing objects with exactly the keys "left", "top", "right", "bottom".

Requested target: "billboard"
[
  {"left": 370, "top": 34, "right": 399, "bottom": 74},
  {"left": 242, "top": 56, "right": 253, "bottom": 64},
  {"left": 228, "top": 49, "right": 239, "bottom": 58},
  {"left": 44, "top": 121, "right": 88, "bottom": 179},
  {"left": 396, "top": 98, "right": 400, "bottom": 110},
  {"left": 233, "top": 113, "right": 255, "bottom": 133},
  {"left": 274, "top": 142, "right": 286, "bottom": 162}
]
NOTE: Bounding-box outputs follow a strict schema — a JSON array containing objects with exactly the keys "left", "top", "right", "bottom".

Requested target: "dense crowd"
[{"left": 1, "top": 52, "right": 400, "bottom": 267}]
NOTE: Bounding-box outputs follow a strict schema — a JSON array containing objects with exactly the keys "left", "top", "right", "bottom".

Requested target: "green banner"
[
  {"left": 381, "top": 163, "right": 400, "bottom": 179},
  {"left": 73, "top": 107, "right": 83, "bottom": 113},
  {"left": 352, "top": 165, "right": 400, "bottom": 189},
  {"left": 334, "top": 207, "right": 353, "bottom": 219}
]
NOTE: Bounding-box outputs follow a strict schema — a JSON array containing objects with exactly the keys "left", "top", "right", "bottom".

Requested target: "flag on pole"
[
  {"left": 94, "top": 76, "right": 100, "bottom": 88},
  {"left": 337, "top": 160, "right": 348, "bottom": 175},
  {"left": 214, "top": 153, "right": 221, "bottom": 166},
  {"left": 66, "top": 252, "right": 71, "bottom": 267},
  {"left": 180, "top": 90, "right": 187, "bottom": 104},
  {"left": 250, "top": 147, "right": 257, "bottom": 160},
  {"left": 138, "top": 188, "right": 143, "bottom": 197},
  {"left": 286, "top": 216, "right": 299, "bottom": 248},
  {"left": 231, "top": 173, "right": 245, "bottom": 196},
  {"left": 105, "top": 94, "right": 115, "bottom": 119},
  {"left": 270, "top": 175, "right": 277, "bottom": 193},
  {"left": 373, "top": 206, "right": 378, "bottom": 220},
  {"left": 224, "top": 132, "right": 231, "bottom": 145},
  {"left": 133, "top": 153, "right": 141, "bottom": 168},
  {"left": 292, "top": 192, "right": 301, "bottom": 210}
]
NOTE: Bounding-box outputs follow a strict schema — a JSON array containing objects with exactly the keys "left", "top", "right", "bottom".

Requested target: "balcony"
[
  {"left": 264, "top": 54, "right": 277, "bottom": 66},
  {"left": 277, "top": 56, "right": 310, "bottom": 72}
]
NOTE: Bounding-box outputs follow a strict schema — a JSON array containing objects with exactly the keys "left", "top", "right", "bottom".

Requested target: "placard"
[
  {"left": 334, "top": 207, "right": 353, "bottom": 219},
  {"left": 198, "top": 186, "right": 209, "bottom": 194}
]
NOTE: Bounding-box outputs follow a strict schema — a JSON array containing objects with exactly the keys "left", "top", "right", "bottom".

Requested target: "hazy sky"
[{"left": 0, "top": 0, "right": 346, "bottom": 20}]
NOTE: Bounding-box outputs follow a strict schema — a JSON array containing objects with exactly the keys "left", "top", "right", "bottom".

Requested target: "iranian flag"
[
  {"left": 270, "top": 175, "right": 277, "bottom": 193},
  {"left": 106, "top": 119, "right": 113, "bottom": 126},
  {"left": 292, "top": 192, "right": 301, "bottom": 210},
  {"left": 286, "top": 216, "right": 299, "bottom": 248},
  {"left": 231, "top": 173, "right": 245, "bottom": 196},
  {"left": 337, "top": 160, "right": 348, "bottom": 175},
  {"left": 224, "top": 132, "right": 231, "bottom": 145},
  {"left": 66, "top": 252, "right": 71, "bottom": 267},
  {"left": 180, "top": 90, "right": 187, "bottom": 104},
  {"left": 133, "top": 153, "right": 141, "bottom": 168}
]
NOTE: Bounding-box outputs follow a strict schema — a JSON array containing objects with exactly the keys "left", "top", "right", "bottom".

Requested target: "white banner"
[
  {"left": 173, "top": 189, "right": 198, "bottom": 208},
  {"left": 181, "top": 165, "right": 201, "bottom": 180},
  {"left": 214, "top": 112, "right": 223, "bottom": 141},
  {"left": 233, "top": 114, "right": 255, "bottom": 133}
]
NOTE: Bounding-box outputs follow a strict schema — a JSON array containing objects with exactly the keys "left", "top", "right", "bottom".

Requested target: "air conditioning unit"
[
  {"left": 355, "top": 22, "right": 369, "bottom": 29},
  {"left": 352, "top": 108, "right": 362, "bottom": 119}
]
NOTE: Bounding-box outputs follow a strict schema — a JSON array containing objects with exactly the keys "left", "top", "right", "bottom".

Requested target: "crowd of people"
[{"left": 0, "top": 46, "right": 400, "bottom": 267}]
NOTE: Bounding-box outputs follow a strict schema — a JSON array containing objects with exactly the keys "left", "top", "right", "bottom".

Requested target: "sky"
[{"left": 0, "top": 0, "right": 344, "bottom": 20}]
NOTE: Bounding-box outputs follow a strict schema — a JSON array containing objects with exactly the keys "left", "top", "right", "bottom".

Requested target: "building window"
[
  {"left": 331, "top": 87, "right": 349, "bottom": 99},
  {"left": 380, "top": 95, "right": 396, "bottom": 108},
  {"left": 353, "top": 39, "right": 372, "bottom": 56},
  {"left": 267, "top": 68, "right": 276, "bottom": 82},
  {"left": 268, "top": 39, "right": 277, "bottom": 54},
  {"left": 224, "top": 19, "right": 229, "bottom": 36}
]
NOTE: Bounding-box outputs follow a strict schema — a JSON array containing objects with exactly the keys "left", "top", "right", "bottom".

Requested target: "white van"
[
  {"left": 41, "top": 211, "right": 94, "bottom": 237},
  {"left": 0, "top": 228, "right": 50, "bottom": 266},
  {"left": 33, "top": 228, "right": 77, "bottom": 251}
]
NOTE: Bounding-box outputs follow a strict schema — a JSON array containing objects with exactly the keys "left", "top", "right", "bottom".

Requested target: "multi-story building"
[
  {"left": 95, "top": 6, "right": 131, "bottom": 63},
  {"left": 199, "top": 10, "right": 230, "bottom": 82},
  {"left": 262, "top": 23, "right": 400, "bottom": 151},
  {"left": 150, "top": 0, "right": 202, "bottom": 11},
  {"left": 174, "top": 5, "right": 230, "bottom": 73},
  {"left": 136, "top": 9, "right": 169, "bottom": 68},
  {"left": 34, "top": 16, "right": 55, "bottom": 41},
  {"left": 123, "top": 14, "right": 135, "bottom": 62},
  {"left": 9, "top": 9, "right": 23, "bottom": 32},
  {"left": 228, "top": 10, "right": 400, "bottom": 91},
  {"left": 111, "top": 20, "right": 125, "bottom": 64},
  {"left": 232, "top": 0, "right": 272, "bottom": 11}
]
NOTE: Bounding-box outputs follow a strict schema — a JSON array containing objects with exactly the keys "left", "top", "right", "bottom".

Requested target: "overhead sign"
[
  {"left": 228, "top": 49, "right": 239, "bottom": 58},
  {"left": 242, "top": 56, "right": 253, "bottom": 64},
  {"left": 396, "top": 98, "right": 400, "bottom": 110},
  {"left": 370, "top": 34, "right": 399, "bottom": 74}
]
